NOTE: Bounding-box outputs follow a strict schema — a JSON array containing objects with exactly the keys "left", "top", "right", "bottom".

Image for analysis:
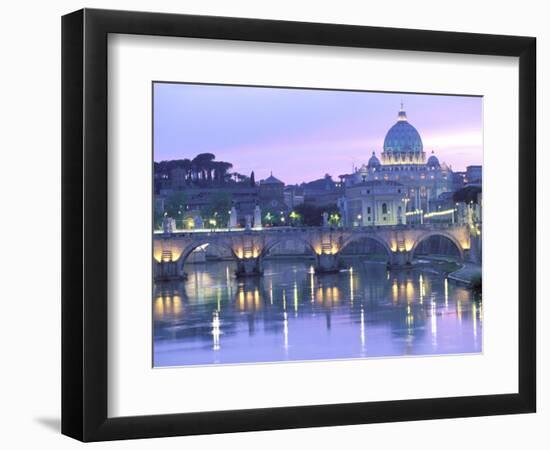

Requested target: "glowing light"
[
  {"left": 349, "top": 267, "right": 354, "bottom": 304},
  {"left": 360, "top": 306, "right": 366, "bottom": 352},
  {"left": 154, "top": 297, "right": 164, "bottom": 319},
  {"left": 419, "top": 274, "right": 425, "bottom": 304},
  {"left": 392, "top": 279, "right": 399, "bottom": 303},
  {"left": 332, "top": 286, "right": 340, "bottom": 303},
  {"left": 212, "top": 311, "right": 221, "bottom": 351},
  {"left": 161, "top": 249, "right": 173, "bottom": 262},
  {"left": 238, "top": 287, "right": 245, "bottom": 310},
  {"left": 309, "top": 266, "right": 315, "bottom": 303},
  {"left": 226, "top": 266, "right": 232, "bottom": 299},
  {"left": 283, "top": 311, "right": 289, "bottom": 350},
  {"left": 472, "top": 301, "right": 478, "bottom": 340},
  {"left": 431, "top": 301, "right": 437, "bottom": 341},
  {"left": 423, "top": 209, "right": 455, "bottom": 218},
  {"left": 173, "top": 295, "right": 183, "bottom": 317},
  {"left": 316, "top": 286, "right": 324, "bottom": 304},
  {"left": 406, "top": 305, "right": 414, "bottom": 328},
  {"left": 246, "top": 290, "right": 254, "bottom": 308},
  {"left": 406, "top": 280, "right": 415, "bottom": 303}
]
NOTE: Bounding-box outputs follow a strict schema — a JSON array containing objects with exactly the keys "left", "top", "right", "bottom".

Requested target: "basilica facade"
[{"left": 339, "top": 105, "right": 454, "bottom": 226}]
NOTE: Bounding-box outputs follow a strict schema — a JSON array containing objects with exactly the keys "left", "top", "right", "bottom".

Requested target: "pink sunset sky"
[{"left": 153, "top": 82, "right": 482, "bottom": 185}]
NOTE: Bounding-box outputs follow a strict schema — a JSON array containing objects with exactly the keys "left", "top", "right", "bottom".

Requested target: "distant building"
[
  {"left": 259, "top": 173, "right": 287, "bottom": 210},
  {"left": 465, "top": 165, "right": 482, "bottom": 186},
  {"left": 340, "top": 105, "right": 454, "bottom": 215},
  {"left": 339, "top": 180, "right": 407, "bottom": 226},
  {"left": 156, "top": 186, "right": 259, "bottom": 224},
  {"left": 284, "top": 186, "right": 305, "bottom": 209},
  {"left": 430, "top": 191, "right": 456, "bottom": 212},
  {"left": 302, "top": 174, "right": 341, "bottom": 207},
  {"left": 453, "top": 171, "right": 467, "bottom": 191}
]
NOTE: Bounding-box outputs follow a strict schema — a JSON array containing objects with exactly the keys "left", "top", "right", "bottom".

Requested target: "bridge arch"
[
  {"left": 261, "top": 236, "right": 317, "bottom": 258},
  {"left": 410, "top": 231, "right": 464, "bottom": 261},
  {"left": 339, "top": 234, "right": 394, "bottom": 262},
  {"left": 175, "top": 239, "right": 238, "bottom": 274}
]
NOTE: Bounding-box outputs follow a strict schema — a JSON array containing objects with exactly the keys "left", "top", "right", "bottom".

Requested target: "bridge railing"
[{"left": 153, "top": 222, "right": 467, "bottom": 239}]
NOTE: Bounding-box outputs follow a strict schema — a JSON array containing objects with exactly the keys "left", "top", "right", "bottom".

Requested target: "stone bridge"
[{"left": 153, "top": 224, "right": 475, "bottom": 281}]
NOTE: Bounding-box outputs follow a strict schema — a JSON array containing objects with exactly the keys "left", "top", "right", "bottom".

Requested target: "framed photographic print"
[{"left": 62, "top": 8, "right": 536, "bottom": 441}]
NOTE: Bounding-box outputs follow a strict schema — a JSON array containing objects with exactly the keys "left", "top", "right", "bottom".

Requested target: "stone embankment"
[{"left": 448, "top": 263, "right": 482, "bottom": 288}]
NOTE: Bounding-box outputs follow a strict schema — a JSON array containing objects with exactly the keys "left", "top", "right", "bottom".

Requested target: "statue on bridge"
[
  {"left": 194, "top": 215, "right": 203, "bottom": 230},
  {"left": 162, "top": 216, "right": 176, "bottom": 234},
  {"left": 253, "top": 205, "right": 262, "bottom": 229},
  {"left": 228, "top": 206, "right": 238, "bottom": 229},
  {"left": 322, "top": 211, "right": 329, "bottom": 228}
]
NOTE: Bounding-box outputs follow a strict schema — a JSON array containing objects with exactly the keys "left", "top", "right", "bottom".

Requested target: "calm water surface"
[{"left": 153, "top": 258, "right": 482, "bottom": 367}]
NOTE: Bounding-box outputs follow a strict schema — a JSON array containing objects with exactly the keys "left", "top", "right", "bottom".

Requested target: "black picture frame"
[{"left": 62, "top": 8, "right": 536, "bottom": 442}]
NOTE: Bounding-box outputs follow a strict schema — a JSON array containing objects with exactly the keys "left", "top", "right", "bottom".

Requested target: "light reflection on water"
[{"left": 153, "top": 258, "right": 482, "bottom": 367}]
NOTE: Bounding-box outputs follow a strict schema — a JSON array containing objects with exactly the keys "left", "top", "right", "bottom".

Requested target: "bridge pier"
[
  {"left": 388, "top": 250, "right": 413, "bottom": 269},
  {"left": 235, "top": 256, "right": 263, "bottom": 277},
  {"left": 153, "top": 260, "right": 187, "bottom": 282},
  {"left": 315, "top": 253, "right": 343, "bottom": 274},
  {"left": 466, "top": 233, "right": 482, "bottom": 264}
]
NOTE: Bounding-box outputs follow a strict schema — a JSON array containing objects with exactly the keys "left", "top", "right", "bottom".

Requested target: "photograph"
[{"left": 152, "top": 83, "right": 483, "bottom": 368}]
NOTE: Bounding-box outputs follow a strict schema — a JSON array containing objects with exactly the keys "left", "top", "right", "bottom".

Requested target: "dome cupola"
[
  {"left": 427, "top": 151, "right": 440, "bottom": 168},
  {"left": 367, "top": 151, "right": 381, "bottom": 168},
  {"left": 383, "top": 104, "right": 423, "bottom": 154}
]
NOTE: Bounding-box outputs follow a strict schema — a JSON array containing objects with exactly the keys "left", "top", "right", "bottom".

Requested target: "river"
[{"left": 153, "top": 258, "right": 482, "bottom": 367}]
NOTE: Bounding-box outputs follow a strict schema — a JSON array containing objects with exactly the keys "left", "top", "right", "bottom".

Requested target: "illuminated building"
[{"left": 339, "top": 105, "right": 455, "bottom": 225}]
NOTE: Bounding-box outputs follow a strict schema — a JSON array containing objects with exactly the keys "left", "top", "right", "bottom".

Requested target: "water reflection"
[{"left": 153, "top": 258, "right": 482, "bottom": 367}]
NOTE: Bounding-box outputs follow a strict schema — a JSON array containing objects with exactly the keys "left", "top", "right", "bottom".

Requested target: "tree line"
[{"left": 155, "top": 153, "right": 255, "bottom": 187}]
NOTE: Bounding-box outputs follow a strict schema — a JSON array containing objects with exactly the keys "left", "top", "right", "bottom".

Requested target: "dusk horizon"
[{"left": 153, "top": 82, "right": 482, "bottom": 185}]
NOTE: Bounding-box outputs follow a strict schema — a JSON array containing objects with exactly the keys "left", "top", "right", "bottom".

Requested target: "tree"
[
  {"left": 293, "top": 204, "right": 323, "bottom": 226},
  {"left": 202, "top": 192, "right": 232, "bottom": 228},
  {"left": 250, "top": 171, "right": 256, "bottom": 187},
  {"left": 293, "top": 203, "right": 340, "bottom": 227},
  {"left": 191, "top": 153, "right": 216, "bottom": 183},
  {"left": 289, "top": 210, "right": 302, "bottom": 226},
  {"left": 153, "top": 208, "right": 165, "bottom": 230},
  {"left": 156, "top": 155, "right": 235, "bottom": 186},
  {"left": 328, "top": 212, "right": 341, "bottom": 227},
  {"left": 213, "top": 161, "right": 233, "bottom": 184},
  {"left": 164, "top": 191, "right": 188, "bottom": 228}
]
